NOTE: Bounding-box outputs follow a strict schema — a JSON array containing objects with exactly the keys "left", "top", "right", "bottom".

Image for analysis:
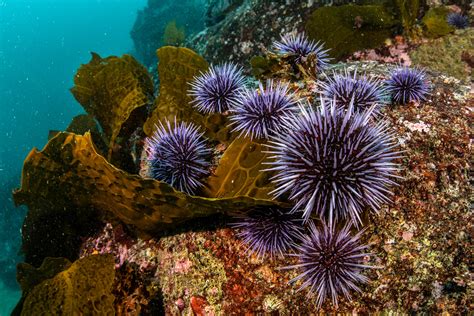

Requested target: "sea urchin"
[
  {"left": 283, "top": 221, "right": 373, "bottom": 308},
  {"left": 231, "top": 206, "right": 305, "bottom": 259},
  {"left": 447, "top": 12, "right": 469, "bottom": 29},
  {"left": 145, "top": 119, "right": 211, "bottom": 195},
  {"left": 189, "top": 62, "right": 246, "bottom": 114},
  {"left": 229, "top": 80, "right": 299, "bottom": 139},
  {"left": 273, "top": 32, "right": 330, "bottom": 71},
  {"left": 386, "top": 67, "right": 429, "bottom": 104},
  {"left": 266, "top": 98, "right": 401, "bottom": 225},
  {"left": 320, "top": 69, "right": 387, "bottom": 114}
]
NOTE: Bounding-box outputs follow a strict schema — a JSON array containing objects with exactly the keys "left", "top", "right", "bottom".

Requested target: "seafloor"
[{"left": 10, "top": 1, "right": 474, "bottom": 315}]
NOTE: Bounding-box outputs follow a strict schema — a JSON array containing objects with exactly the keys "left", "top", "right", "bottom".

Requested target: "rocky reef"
[{"left": 11, "top": 1, "right": 473, "bottom": 315}]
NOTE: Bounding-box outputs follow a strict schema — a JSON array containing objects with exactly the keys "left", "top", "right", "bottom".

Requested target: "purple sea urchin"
[
  {"left": 273, "top": 32, "right": 330, "bottom": 71},
  {"left": 386, "top": 67, "right": 429, "bottom": 104},
  {"left": 320, "top": 69, "right": 387, "bottom": 114},
  {"left": 283, "top": 221, "right": 373, "bottom": 308},
  {"left": 447, "top": 12, "right": 469, "bottom": 29},
  {"left": 145, "top": 119, "right": 211, "bottom": 195},
  {"left": 265, "top": 99, "right": 401, "bottom": 225},
  {"left": 229, "top": 80, "right": 299, "bottom": 139},
  {"left": 189, "top": 62, "right": 246, "bottom": 114},
  {"left": 231, "top": 206, "right": 305, "bottom": 259}
]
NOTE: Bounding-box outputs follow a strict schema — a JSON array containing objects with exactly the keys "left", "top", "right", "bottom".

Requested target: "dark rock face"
[
  {"left": 130, "top": 0, "right": 207, "bottom": 67},
  {"left": 187, "top": 0, "right": 389, "bottom": 68}
]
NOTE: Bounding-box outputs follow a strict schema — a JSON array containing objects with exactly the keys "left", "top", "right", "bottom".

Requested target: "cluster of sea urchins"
[{"left": 142, "top": 32, "right": 430, "bottom": 309}]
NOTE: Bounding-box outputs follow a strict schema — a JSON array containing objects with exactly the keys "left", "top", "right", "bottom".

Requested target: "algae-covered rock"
[
  {"left": 21, "top": 254, "right": 115, "bottom": 315},
  {"left": 421, "top": 6, "right": 454, "bottom": 38},
  {"left": 305, "top": 4, "right": 397, "bottom": 60},
  {"left": 13, "top": 132, "right": 280, "bottom": 234},
  {"left": 410, "top": 28, "right": 473, "bottom": 83},
  {"left": 143, "top": 46, "right": 233, "bottom": 143},
  {"left": 71, "top": 52, "right": 154, "bottom": 159}
]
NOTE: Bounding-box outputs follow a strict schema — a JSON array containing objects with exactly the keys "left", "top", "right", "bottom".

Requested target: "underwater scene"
[{"left": 0, "top": 0, "right": 472, "bottom": 314}]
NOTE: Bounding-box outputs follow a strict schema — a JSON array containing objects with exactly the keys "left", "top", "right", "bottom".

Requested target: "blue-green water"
[{"left": 0, "top": 1, "right": 146, "bottom": 313}]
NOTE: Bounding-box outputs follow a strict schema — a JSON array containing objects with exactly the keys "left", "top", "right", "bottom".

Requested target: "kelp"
[
  {"left": 204, "top": 137, "right": 275, "bottom": 200},
  {"left": 20, "top": 255, "right": 115, "bottom": 315},
  {"left": 70, "top": 53, "right": 154, "bottom": 159},
  {"left": 143, "top": 46, "right": 233, "bottom": 143},
  {"left": 13, "top": 132, "right": 279, "bottom": 234},
  {"left": 163, "top": 20, "right": 185, "bottom": 46},
  {"left": 305, "top": 4, "right": 397, "bottom": 60},
  {"left": 395, "top": 0, "right": 421, "bottom": 38}
]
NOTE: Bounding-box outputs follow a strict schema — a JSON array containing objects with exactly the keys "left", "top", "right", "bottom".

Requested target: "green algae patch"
[
  {"left": 421, "top": 7, "right": 454, "bottom": 38},
  {"left": 410, "top": 29, "right": 473, "bottom": 83},
  {"left": 20, "top": 254, "right": 115, "bottom": 315},
  {"left": 305, "top": 4, "right": 397, "bottom": 60}
]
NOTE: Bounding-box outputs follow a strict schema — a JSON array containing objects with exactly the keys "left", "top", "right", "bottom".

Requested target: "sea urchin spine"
[
  {"left": 145, "top": 119, "right": 211, "bottom": 195},
  {"left": 283, "top": 221, "right": 373, "bottom": 308},
  {"left": 189, "top": 62, "right": 246, "bottom": 114},
  {"left": 266, "top": 98, "right": 402, "bottom": 225}
]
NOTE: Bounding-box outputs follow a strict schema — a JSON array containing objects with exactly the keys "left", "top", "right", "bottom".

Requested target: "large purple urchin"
[
  {"left": 320, "top": 69, "right": 387, "bottom": 114},
  {"left": 265, "top": 98, "right": 401, "bottom": 225},
  {"left": 447, "top": 12, "right": 469, "bottom": 29},
  {"left": 229, "top": 80, "right": 300, "bottom": 139},
  {"left": 188, "top": 62, "right": 246, "bottom": 114},
  {"left": 386, "top": 67, "right": 430, "bottom": 105},
  {"left": 273, "top": 32, "right": 331, "bottom": 71},
  {"left": 283, "top": 221, "right": 373, "bottom": 308},
  {"left": 231, "top": 206, "right": 306, "bottom": 259},
  {"left": 145, "top": 119, "right": 211, "bottom": 195}
]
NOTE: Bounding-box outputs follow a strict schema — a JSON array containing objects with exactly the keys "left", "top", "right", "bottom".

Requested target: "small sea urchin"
[
  {"left": 231, "top": 206, "right": 305, "bottom": 259},
  {"left": 447, "top": 12, "right": 469, "bottom": 29},
  {"left": 273, "top": 32, "right": 330, "bottom": 71},
  {"left": 266, "top": 99, "right": 401, "bottom": 225},
  {"left": 386, "top": 67, "right": 429, "bottom": 104},
  {"left": 283, "top": 221, "right": 373, "bottom": 308},
  {"left": 229, "top": 80, "right": 299, "bottom": 139},
  {"left": 145, "top": 119, "right": 211, "bottom": 195},
  {"left": 320, "top": 69, "right": 387, "bottom": 114},
  {"left": 189, "top": 62, "right": 246, "bottom": 114}
]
